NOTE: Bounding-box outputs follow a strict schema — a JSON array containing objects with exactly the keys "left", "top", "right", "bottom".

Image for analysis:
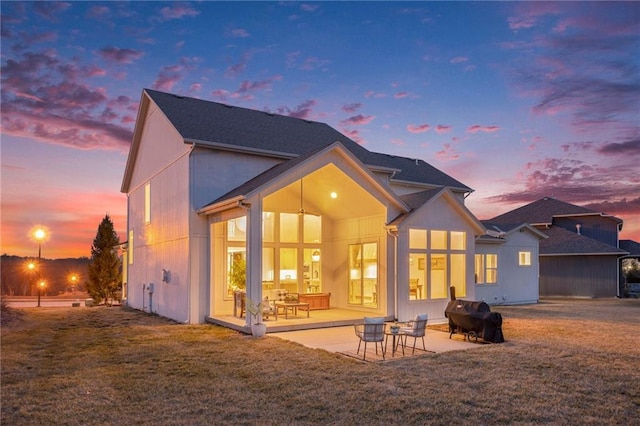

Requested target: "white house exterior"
[
  {"left": 475, "top": 223, "right": 548, "bottom": 305},
  {"left": 121, "top": 89, "right": 536, "bottom": 331}
]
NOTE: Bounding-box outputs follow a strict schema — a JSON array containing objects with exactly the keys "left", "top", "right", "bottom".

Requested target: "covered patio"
[{"left": 205, "top": 307, "right": 395, "bottom": 333}]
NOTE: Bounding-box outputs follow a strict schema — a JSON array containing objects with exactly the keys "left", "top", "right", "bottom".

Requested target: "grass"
[{"left": 2, "top": 299, "right": 639, "bottom": 425}]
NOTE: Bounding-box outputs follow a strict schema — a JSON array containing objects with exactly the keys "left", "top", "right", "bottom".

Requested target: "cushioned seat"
[
  {"left": 399, "top": 313, "right": 428, "bottom": 354},
  {"left": 354, "top": 317, "right": 385, "bottom": 360}
]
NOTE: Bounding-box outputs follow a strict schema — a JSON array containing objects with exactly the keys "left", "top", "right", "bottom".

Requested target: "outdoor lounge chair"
[
  {"left": 354, "top": 317, "right": 385, "bottom": 360},
  {"left": 399, "top": 313, "right": 428, "bottom": 354}
]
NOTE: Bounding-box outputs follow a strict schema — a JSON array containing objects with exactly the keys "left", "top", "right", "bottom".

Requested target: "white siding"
[{"left": 475, "top": 230, "right": 541, "bottom": 305}]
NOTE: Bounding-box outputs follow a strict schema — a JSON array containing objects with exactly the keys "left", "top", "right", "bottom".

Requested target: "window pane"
[
  {"left": 430, "top": 254, "right": 447, "bottom": 298},
  {"left": 451, "top": 254, "right": 466, "bottom": 297},
  {"left": 262, "top": 248, "right": 274, "bottom": 289},
  {"left": 409, "top": 253, "right": 426, "bottom": 300},
  {"left": 363, "top": 243, "right": 377, "bottom": 307},
  {"left": 280, "top": 213, "right": 298, "bottom": 243},
  {"left": 451, "top": 231, "right": 465, "bottom": 250},
  {"left": 474, "top": 254, "right": 484, "bottom": 283},
  {"left": 228, "top": 217, "right": 246, "bottom": 242},
  {"left": 303, "top": 214, "right": 321, "bottom": 243},
  {"left": 409, "top": 229, "right": 427, "bottom": 249},
  {"left": 431, "top": 230, "right": 447, "bottom": 250},
  {"left": 262, "top": 212, "right": 275, "bottom": 242},
  {"left": 304, "top": 248, "right": 321, "bottom": 293},
  {"left": 486, "top": 269, "right": 497, "bottom": 284},
  {"left": 487, "top": 254, "right": 498, "bottom": 268},
  {"left": 519, "top": 251, "right": 531, "bottom": 266},
  {"left": 279, "top": 248, "right": 297, "bottom": 293}
]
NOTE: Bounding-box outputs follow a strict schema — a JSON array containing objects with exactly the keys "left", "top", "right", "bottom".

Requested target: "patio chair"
[
  {"left": 354, "top": 317, "right": 386, "bottom": 360},
  {"left": 399, "top": 313, "right": 428, "bottom": 354}
]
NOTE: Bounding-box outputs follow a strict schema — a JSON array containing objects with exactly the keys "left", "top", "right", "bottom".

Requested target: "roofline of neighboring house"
[
  {"left": 541, "top": 251, "right": 629, "bottom": 257},
  {"left": 553, "top": 212, "right": 624, "bottom": 225}
]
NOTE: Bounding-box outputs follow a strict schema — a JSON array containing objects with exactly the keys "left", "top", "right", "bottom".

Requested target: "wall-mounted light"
[
  {"left": 312, "top": 250, "right": 320, "bottom": 262},
  {"left": 162, "top": 269, "right": 171, "bottom": 283}
]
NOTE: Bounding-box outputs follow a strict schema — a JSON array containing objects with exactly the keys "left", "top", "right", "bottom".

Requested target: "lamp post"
[
  {"left": 37, "top": 280, "right": 46, "bottom": 308},
  {"left": 32, "top": 227, "right": 47, "bottom": 307},
  {"left": 69, "top": 274, "right": 78, "bottom": 294}
]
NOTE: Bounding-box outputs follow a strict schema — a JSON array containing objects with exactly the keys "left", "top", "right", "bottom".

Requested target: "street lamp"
[
  {"left": 69, "top": 274, "right": 78, "bottom": 294},
  {"left": 37, "top": 280, "right": 46, "bottom": 307},
  {"left": 31, "top": 226, "right": 47, "bottom": 307}
]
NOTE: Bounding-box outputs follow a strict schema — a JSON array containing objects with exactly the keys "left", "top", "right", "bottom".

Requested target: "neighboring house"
[
  {"left": 120, "top": 89, "right": 490, "bottom": 329},
  {"left": 475, "top": 223, "right": 548, "bottom": 305},
  {"left": 488, "top": 197, "right": 631, "bottom": 298}
]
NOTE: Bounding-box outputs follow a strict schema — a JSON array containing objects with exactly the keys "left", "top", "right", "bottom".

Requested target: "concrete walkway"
[{"left": 272, "top": 325, "right": 480, "bottom": 354}]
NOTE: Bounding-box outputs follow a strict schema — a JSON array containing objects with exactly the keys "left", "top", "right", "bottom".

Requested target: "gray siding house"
[{"left": 488, "top": 197, "right": 630, "bottom": 297}]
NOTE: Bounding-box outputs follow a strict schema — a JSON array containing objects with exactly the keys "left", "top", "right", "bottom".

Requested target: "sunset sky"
[{"left": 2, "top": 1, "right": 639, "bottom": 259}]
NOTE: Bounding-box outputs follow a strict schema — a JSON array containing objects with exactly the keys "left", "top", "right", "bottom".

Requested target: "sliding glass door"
[{"left": 348, "top": 242, "right": 378, "bottom": 307}]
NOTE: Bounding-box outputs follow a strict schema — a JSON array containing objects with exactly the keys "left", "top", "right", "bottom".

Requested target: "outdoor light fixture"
[
  {"left": 37, "top": 280, "right": 46, "bottom": 307},
  {"left": 330, "top": 192, "right": 337, "bottom": 199},
  {"left": 312, "top": 250, "right": 320, "bottom": 262}
]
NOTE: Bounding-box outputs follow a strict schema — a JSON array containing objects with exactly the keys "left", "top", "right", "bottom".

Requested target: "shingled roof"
[
  {"left": 144, "top": 89, "right": 471, "bottom": 191},
  {"left": 540, "top": 226, "right": 628, "bottom": 256},
  {"left": 489, "top": 197, "right": 621, "bottom": 226}
]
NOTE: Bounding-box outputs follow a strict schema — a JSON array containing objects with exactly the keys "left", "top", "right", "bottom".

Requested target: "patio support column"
[{"left": 244, "top": 197, "right": 263, "bottom": 327}]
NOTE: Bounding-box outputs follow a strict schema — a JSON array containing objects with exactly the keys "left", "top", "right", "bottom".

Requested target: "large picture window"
[{"left": 409, "top": 228, "right": 467, "bottom": 299}]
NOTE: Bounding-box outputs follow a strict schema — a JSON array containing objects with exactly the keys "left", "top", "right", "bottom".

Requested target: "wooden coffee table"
[{"left": 274, "top": 302, "right": 310, "bottom": 319}]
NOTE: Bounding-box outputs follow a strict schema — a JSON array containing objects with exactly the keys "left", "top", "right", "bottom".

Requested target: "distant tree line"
[{"left": 0, "top": 255, "right": 90, "bottom": 296}]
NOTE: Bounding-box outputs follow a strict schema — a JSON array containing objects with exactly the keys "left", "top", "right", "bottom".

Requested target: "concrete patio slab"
[{"left": 272, "top": 325, "right": 480, "bottom": 354}]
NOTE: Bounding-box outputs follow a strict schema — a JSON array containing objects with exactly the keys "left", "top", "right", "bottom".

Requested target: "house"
[
  {"left": 121, "top": 89, "right": 495, "bottom": 329},
  {"left": 474, "top": 223, "right": 548, "bottom": 305},
  {"left": 488, "top": 197, "right": 630, "bottom": 297}
]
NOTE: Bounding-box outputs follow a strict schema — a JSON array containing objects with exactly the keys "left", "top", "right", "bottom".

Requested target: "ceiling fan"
[{"left": 298, "top": 178, "right": 320, "bottom": 217}]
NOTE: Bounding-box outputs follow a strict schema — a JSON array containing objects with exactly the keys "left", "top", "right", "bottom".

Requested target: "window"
[
  {"left": 475, "top": 254, "right": 497, "bottom": 284},
  {"left": 227, "top": 217, "right": 246, "bottom": 241},
  {"left": 128, "top": 230, "right": 134, "bottom": 264},
  {"left": 519, "top": 251, "right": 532, "bottom": 266},
  {"left": 409, "top": 228, "right": 467, "bottom": 299},
  {"left": 431, "top": 230, "right": 447, "bottom": 250},
  {"left": 263, "top": 212, "right": 275, "bottom": 242},
  {"left": 348, "top": 242, "right": 378, "bottom": 307},
  {"left": 280, "top": 213, "right": 298, "bottom": 243},
  {"left": 144, "top": 183, "right": 151, "bottom": 224}
]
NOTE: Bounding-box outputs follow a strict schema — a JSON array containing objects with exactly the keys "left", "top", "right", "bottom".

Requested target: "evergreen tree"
[{"left": 87, "top": 215, "right": 122, "bottom": 305}]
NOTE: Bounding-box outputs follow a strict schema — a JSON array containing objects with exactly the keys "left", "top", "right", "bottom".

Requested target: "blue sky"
[{"left": 2, "top": 1, "right": 639, "bottom": 258}]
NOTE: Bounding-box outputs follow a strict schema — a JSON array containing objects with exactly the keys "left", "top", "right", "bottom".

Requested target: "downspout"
[
  {"left": 186, "top": 142, "right": 196, "bottom": 323},
  {"left": 386, "top": 227, "right": 398, "bottom": 321}
]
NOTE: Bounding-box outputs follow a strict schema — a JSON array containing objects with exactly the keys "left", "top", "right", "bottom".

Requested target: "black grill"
[{"left": 444, "top": 299, "right": 505, "bottom": 343}]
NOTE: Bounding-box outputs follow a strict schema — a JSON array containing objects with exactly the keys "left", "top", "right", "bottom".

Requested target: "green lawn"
[{"left": 2, "top": 299, "right": 639, "bottom": 425}]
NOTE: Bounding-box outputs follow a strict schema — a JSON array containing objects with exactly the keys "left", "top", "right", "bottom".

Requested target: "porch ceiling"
[{"left": 263, "top": 164, "right": 385, "bottom": 221}]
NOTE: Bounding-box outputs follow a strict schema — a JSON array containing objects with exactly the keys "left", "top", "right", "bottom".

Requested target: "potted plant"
[
  {"left": 228, "top": 256, "right": 246, "bottom": 290},
  {"left": 246, "top": 298, "right": 267, "bottom": 337}
]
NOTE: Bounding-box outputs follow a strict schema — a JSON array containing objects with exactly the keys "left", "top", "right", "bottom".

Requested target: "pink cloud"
[
  {"left": 435, "top": 143, "right": 460, "bottom": 161},
  {"left": 342, "top": 103, "right": 361, "bottom": 114},
  {"left": 97, "top": 47, "right": 144, "bottom": 64},
  {"left": 364, "top": 90, "right": 386, "bottom": 99},
  {"left": 340, "top": 128, "right": 365, "bottom": 145},
  {"left": 340, "top": 114, "right": 375, "bottom": 126},
  {"left": 229, "top": 28, "right": 250, "bottom": 38},
  {"left": 450, "top": 56, "right": 468, "bottom": 64},
  {"left": 276, "top": 99, "right": 317, "bottom": 119},
  {"left": 407, "top": 124, "right": 430, "bottom": 133},
  {"left": 152, "top": 65, "right": 183, "bottom": 91},
  {"left": 466, "top": 125, "right": 500, "bottom": 133},
  {"left": 158, "top": 4, "right": 200, "bottom": 21},
  {"left": 394, "top": 92, "right": 409, "bottom": 99},
  {"left": 435, "top": 125, "right": 452, "bottom": 134},
  {"left": 391, "top": 139, "right": 406, "bottom": 147},
  {"left": 33, "top": 1, "right": 71, "bottom": 21}
]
